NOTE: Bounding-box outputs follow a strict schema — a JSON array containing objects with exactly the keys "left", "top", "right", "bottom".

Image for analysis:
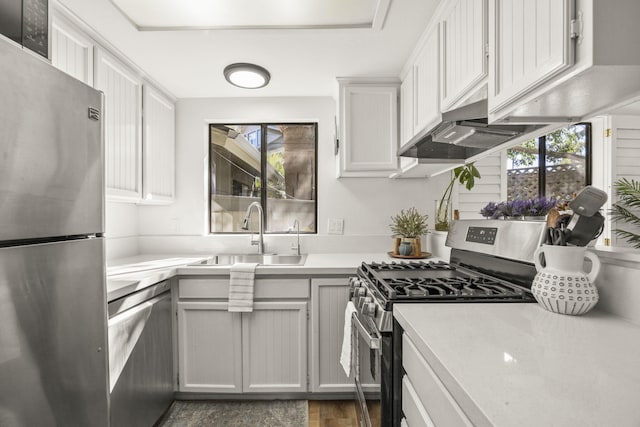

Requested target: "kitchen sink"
[{"left": 188, "top": 253, "right": 307, "bottom": 266}]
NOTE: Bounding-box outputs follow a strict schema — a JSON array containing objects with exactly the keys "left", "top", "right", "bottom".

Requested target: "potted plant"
[
  {"left": 390, "top": 207, "right": 429, "bottom": 256},
  {"left": 611, "top": 178, "right": 640, "bottom": 248},
  {"left": 480, "top": 197, "right": 557, "bottom": 220},
  {"left": 435, "top": 163, "right": 480, "bottom": 231}
]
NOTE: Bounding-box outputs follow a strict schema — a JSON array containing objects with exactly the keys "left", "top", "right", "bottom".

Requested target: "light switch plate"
[{"left": 327, "top": 218, "right": 344, "bottom": 235}]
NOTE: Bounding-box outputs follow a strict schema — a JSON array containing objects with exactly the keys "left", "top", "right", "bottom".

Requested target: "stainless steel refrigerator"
[{"left": 0, "top": 39, "right": 109, "bottom": 426}]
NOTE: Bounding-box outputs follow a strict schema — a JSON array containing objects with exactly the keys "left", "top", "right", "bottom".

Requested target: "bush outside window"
[{"left": 506, "top": 123, "right": 591, "bottom": 202}]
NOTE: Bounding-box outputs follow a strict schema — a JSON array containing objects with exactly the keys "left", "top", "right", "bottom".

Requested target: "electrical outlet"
[{"left": 327, "top": 218, "right": 344, "bottom": 235}]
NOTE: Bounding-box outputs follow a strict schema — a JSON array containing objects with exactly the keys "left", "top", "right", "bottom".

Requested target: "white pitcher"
[{"left": 531, "top": 244, "right": 601, "bottom": 315}]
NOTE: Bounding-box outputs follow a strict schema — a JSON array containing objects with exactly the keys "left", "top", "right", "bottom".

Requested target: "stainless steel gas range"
[{"left": 348, "top": 219, "right": 548, "bottom": 427}]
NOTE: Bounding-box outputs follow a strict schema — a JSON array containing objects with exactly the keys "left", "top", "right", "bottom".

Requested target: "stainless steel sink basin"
[{"left": 188, "top": 253, "right": 307, "bottom": 266}]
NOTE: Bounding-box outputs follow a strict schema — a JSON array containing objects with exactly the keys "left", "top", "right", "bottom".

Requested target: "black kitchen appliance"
[
  {"left": 348, "top": 219, "right": 547, "bottom": 427},
  {"left": 0, "top": 0, "right": 49, "bottom": 58}
]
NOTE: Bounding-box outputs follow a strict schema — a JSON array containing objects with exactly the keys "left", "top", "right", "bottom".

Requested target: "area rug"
[{"left": 159, "top": 400, "right": 308, "bottom": 427}]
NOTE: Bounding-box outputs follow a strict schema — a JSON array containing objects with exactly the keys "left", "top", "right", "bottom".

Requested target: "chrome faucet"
[
  {"left": 291, "top": 219, "right": 301, "bottom": 255},
  {"left": 241, "top": 202, "right": 264, "bottom": 254}
]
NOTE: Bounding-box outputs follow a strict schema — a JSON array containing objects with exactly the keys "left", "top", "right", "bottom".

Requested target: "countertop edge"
[{"left": 393, "top": 307, "right": 493, "bottom": 427}]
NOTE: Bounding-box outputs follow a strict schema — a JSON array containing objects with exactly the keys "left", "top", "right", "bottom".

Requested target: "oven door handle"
[{"left": 352, "top": 313, "right": 380, "bottom": 350}]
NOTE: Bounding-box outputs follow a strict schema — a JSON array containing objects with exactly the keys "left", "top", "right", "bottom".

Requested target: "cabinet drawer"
[
  {"left": 403, "top": 334, "right": 472, "bottom": 427},
  {"left": 402, "top": 375, "right": 434, "bottom": 427},
  {"left": 179, "top": 278, "right": 310, "bottom": 299}
]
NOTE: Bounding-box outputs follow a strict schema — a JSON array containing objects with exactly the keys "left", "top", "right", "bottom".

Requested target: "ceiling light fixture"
[{"left": 223, "top": 63, "right": 271, "bottom": 89}]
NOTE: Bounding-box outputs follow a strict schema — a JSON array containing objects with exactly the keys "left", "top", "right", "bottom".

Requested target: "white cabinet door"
[
  {"left": 310, "top": 278, "right": 378, "bottom": 393},
  {"left": 489, "top": 0, "right": 574, "bottom": 114},
  {"left": 94, "top": 48, "right": 143, "bottom": 201},
  {"left": 338, "top": 81, "right": 399, "bottom": 177},
  {"left": 310, "top": 278, "right": 352, "bottom": 392},
  {"left": 242, "top": 301, "right": 308, "bottom": 393},
  {"left": 441, "top": 0, "right": 487, "bottom": 110},
  {"left": 400, "top": 69, "right": 415, "bottom": 148},
  {"left": 414, "top": 24, "right": 440, "bottom": 136},
  {"left": 142, "top": 84, "right": 175, "bottom": 204},
  {"left": 177, "top": 301, "right": 242, "bottom": 393},
  {"left": 51, "top": 17, "right": 94, "bottom": 86}
]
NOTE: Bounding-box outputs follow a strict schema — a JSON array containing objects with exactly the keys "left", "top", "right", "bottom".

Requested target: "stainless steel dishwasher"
[{"left": 108, "top": 280, "right": 173, "bottom": 426}]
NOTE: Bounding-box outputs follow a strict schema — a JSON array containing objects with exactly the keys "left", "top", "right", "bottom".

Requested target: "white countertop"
[
  {"left": 394, "top": 303, "right": 640, "bottom": 427},
  {"left": 106, "top": 252, "right": 415, "bottom": 301}
]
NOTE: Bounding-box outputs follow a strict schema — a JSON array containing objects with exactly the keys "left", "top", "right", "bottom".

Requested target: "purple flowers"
[{"left": 480, "top": 197, "right": 557, "bottom": 219}]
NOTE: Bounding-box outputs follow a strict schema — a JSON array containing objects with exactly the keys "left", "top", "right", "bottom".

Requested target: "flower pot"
[
  {"left": 531, "top": 244, "right": 601, "bottom": 315},
  {"left": 398, "top": 241, "right": 413, "bottom": 256}
]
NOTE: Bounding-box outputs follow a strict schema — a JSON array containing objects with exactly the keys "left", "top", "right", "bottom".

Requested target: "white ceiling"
[
  {"left": 111, "top": 0, "right": 384, "bottom": 30},
  {"left": 58, "top": 0, "right": 440, "bottom": 98}
]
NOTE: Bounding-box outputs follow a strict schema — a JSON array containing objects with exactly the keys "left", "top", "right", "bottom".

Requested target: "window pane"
[
  {"left": 506, "top": 139, "right": 539, "bottom": 201},
  {"left": 265, "top": 124, "right": 316, "bottom": 233},
  {"left": 210, "top": 124, "right": 262, "bottom": 233},
  {"left": 544, "top": 124, "right": 588, "bottom": 201}
]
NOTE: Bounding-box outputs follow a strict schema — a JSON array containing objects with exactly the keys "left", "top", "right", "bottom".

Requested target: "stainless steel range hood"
[{"left": 399, "top": 99, "right": 546, "bottom": 161}]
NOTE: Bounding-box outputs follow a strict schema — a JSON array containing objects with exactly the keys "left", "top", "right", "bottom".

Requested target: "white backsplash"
[{"left": 593, "top": 250, "right": 640, "bottom": 326}]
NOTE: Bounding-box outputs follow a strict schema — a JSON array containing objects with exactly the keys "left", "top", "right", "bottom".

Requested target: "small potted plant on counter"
[
  {"left": 435, "top": 163, "right": 480, "bottom": 231},
  {"left": 390, "top": 207, "right": 429, "bottom": 257}
]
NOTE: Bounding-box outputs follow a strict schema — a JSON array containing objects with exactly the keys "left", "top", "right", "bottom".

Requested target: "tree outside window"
[
  {"left": 506, "top": 123, "right": 591, "bottom": 202},
  {"left": 209, "top": 123, "right": 317, "bottom": 234}
]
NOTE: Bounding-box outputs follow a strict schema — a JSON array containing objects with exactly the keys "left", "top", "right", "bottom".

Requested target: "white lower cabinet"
[
  {"left": 402, "top": 333, "right": 472, "bottom": 427},
  {"left": 242, "top": 301, "right": 308, "bottom": 392},
  {"left": 310, "top": 278, "right": 378, "bottom": 392},
  {"left": 176, "top": 278, "right": 309, "bottom": 393},
  {"left": 177, "top": 301, "right": 242, "bottom": 392}
]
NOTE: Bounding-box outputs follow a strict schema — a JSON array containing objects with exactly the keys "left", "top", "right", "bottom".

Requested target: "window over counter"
[
  {"left": 209, "top": 123, "right": 317, "bottom": 234},
  {"left": 506, "top": 123, "right": 592, "bottom": 202}
]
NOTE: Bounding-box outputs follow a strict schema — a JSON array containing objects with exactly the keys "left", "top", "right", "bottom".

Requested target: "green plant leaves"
[
  {"left": 390, "top": 207, "right": 429, "bottom": 238},
  {"left": 454, "top": 162, "right": 480, "bottom": 191},
  {"left": 612, "top": 178, "right": 640, "bottom": 249}
]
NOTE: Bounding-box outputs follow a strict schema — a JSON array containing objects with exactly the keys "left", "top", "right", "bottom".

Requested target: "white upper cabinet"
[
  {"left": 337, "top": 79, "right": 400, "bottom": 177},
  {"left": 488, "top": 0, "right": 640, "bottom": 123},
  {"left": 95, "top": 48, "right": 143, "bottom": 201},
  {"left": 51, "top": 17, "right": 95, "bottom": 86},
  {"left": 414, "top": 25, "right": 441, "bottom": 137},
  {"left": 142, "top": 84, "right": 175, "bottom": 204},
  {"left": 394, "top": 23, "right": 446, "bottom": 179},
  {"left": 489, "top": 0, "right": 574, "bottom": 119},
  {"left": 400, "top": 68, "right": 415, "bottom": 148},
  {"left": 440, "top": 0, "right": 488, "bottom": 110}
]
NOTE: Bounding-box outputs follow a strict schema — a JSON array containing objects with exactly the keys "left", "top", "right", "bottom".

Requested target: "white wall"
[
  {"left": 105, "top": 201, "right": 139, "bottom": 260},
  {"left": 135, "top": 96, "right": 449, "bottom": 255}
]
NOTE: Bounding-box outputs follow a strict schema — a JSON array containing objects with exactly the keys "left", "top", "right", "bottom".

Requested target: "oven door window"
[{"left": 352, "top": 313, "right": 381, "bottom": 427}]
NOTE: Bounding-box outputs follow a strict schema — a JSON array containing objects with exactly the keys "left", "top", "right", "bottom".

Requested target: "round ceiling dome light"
[{"left": 223, "top": 63, "right": 271, "bottom": 89}]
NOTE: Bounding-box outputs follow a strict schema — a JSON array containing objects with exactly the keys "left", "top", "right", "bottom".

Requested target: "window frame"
[
  {"left": 208, "top": 122, "right": 319, "bottom": 235},
  {"left": 508, "top": 122, "right": 592, "bottom": 199}
]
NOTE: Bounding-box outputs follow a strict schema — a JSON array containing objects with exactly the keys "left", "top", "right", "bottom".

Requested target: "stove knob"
[
  {"left": 363, "top": 302, "right": 377, "bottom": 317},
  {"left": 358, "top": 296, "right": 372, "bottom": 311},
  {"left": 354, "top": 287, "right": 366, "bottom": 297}
]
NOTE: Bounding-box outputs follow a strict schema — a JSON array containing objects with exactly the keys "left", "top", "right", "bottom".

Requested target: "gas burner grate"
[
  {"left": 367, "top": 260, "right": 454, "bottom": 271},
  {"left": 388, "top": 276, "right": 527, "bottom": 299}
]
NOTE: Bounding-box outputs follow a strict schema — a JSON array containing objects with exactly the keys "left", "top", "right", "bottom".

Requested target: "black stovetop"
[{"left": 359, "top": 260, "right": 534, "bottom": 303}]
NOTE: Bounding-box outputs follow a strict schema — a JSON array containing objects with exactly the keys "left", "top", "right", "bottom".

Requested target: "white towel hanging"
[
  {"left": 340, "top": 301, "right": 358, "bottom": 377},
  {"left": 228, "top": 263, "right": 258, "bottom": 312}
]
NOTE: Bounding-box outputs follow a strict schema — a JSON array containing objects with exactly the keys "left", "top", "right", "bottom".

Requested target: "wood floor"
[{"left": 308, "top": 400, "right": 380, "bottom": 427}]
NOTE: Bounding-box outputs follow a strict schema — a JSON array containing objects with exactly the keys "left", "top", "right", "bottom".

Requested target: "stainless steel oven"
[
  {"left": 351, "top": 308, "right": 382, "bottom": 427},
  {"left": 348, "top": 219, "right": 548, "bottom": 427}
]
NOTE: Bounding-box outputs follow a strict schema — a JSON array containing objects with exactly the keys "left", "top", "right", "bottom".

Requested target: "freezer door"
[
  {"left": 0, "top": 238, "right": 109, "bottom": 426},
  {"left": 0, "top": 39, "right": 104, "bottom": 241}
]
